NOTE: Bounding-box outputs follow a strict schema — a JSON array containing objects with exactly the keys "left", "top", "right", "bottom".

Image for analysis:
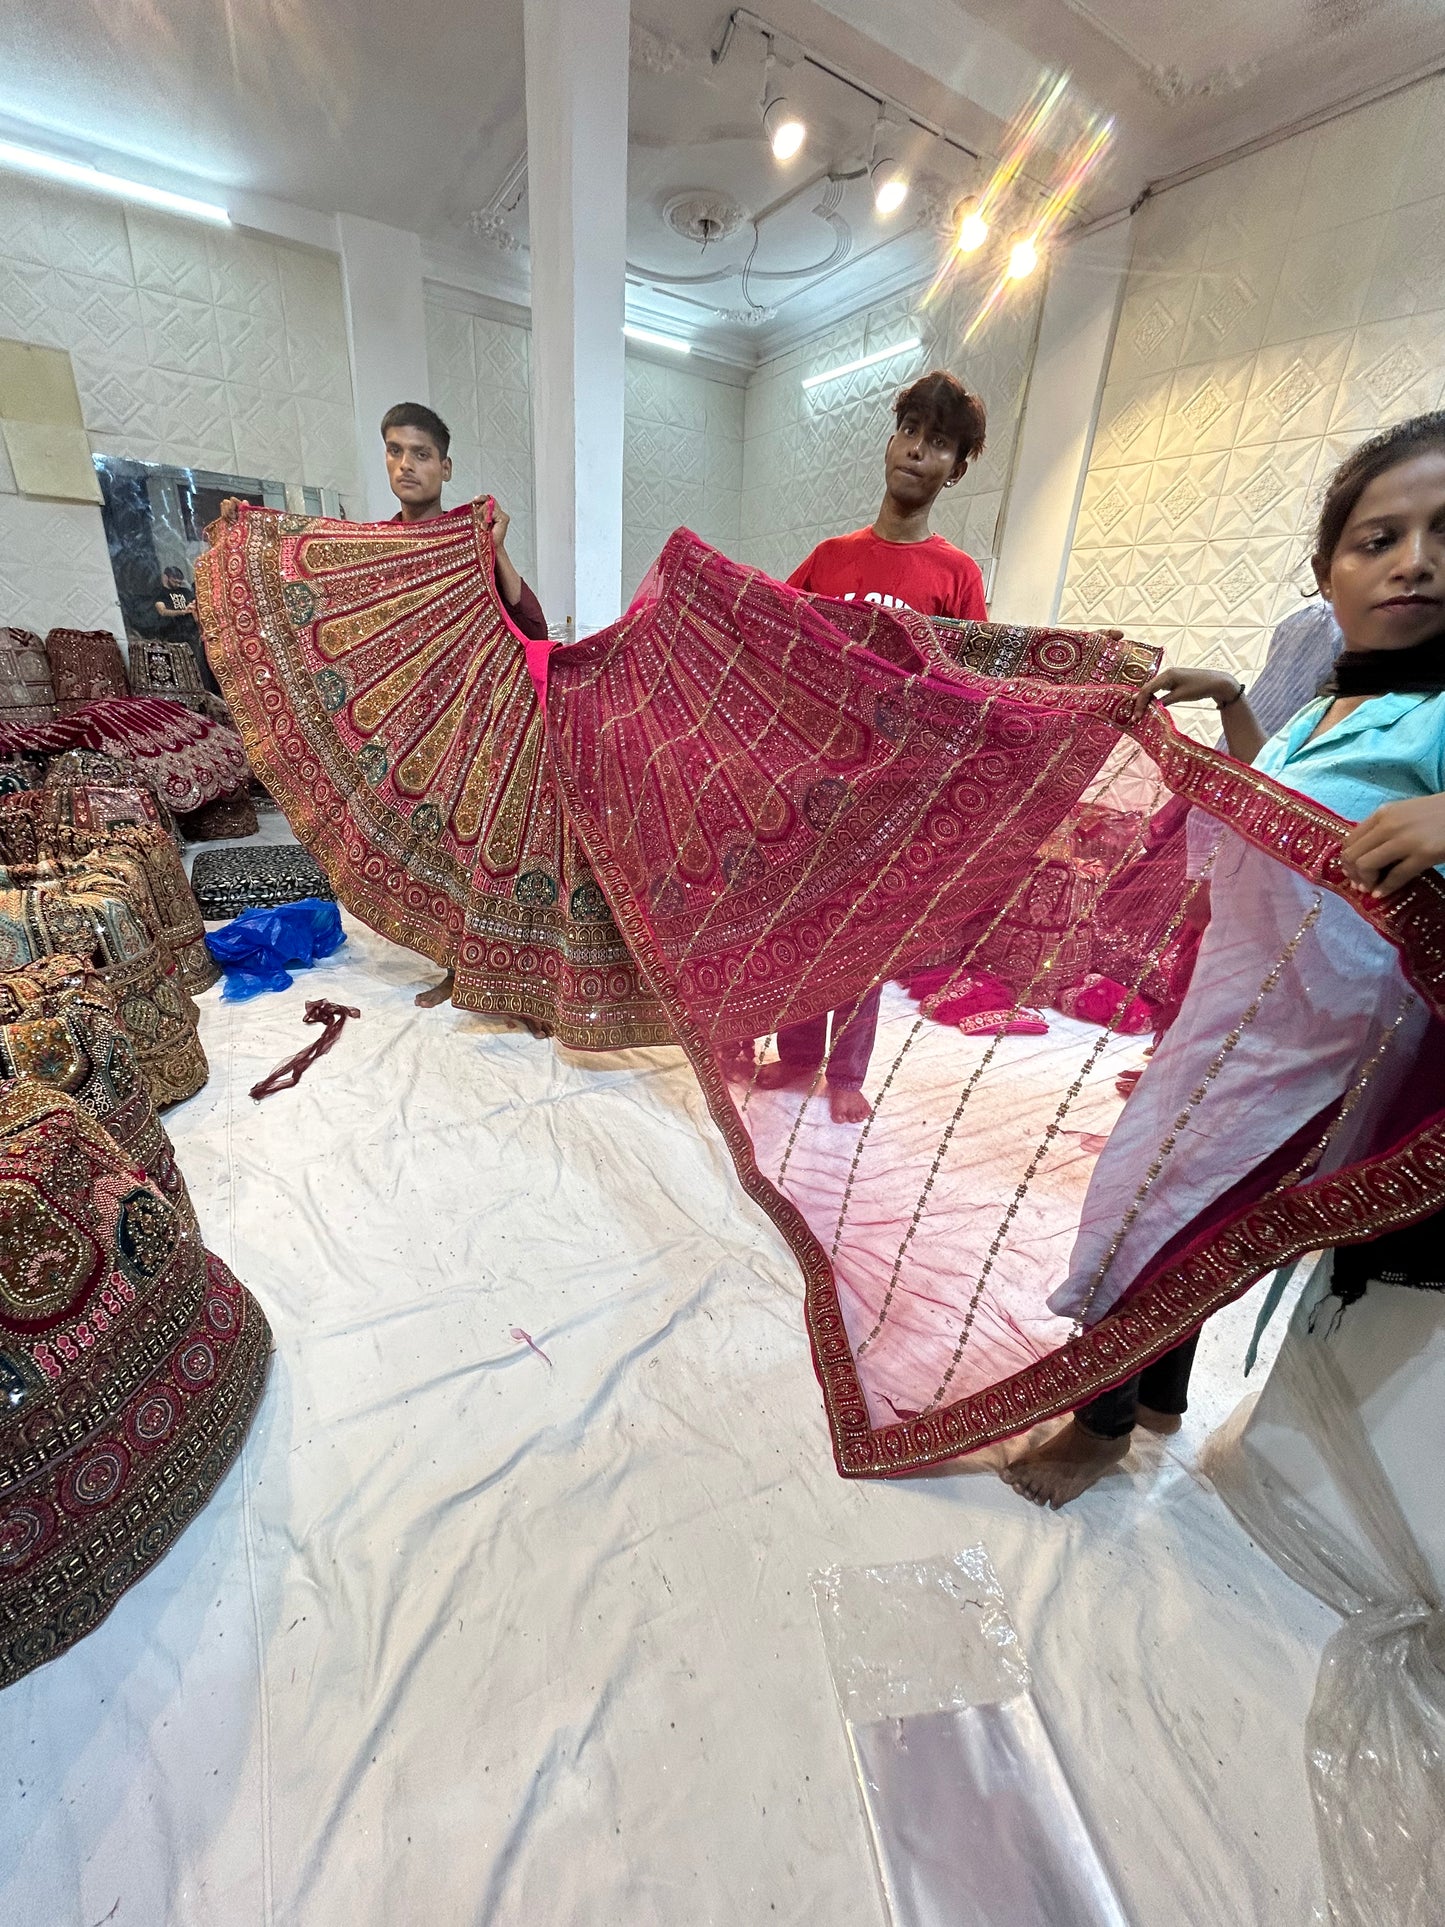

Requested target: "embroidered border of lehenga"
[{"left": 0, "top": 1085, "right": 269, "bottom": 1690}]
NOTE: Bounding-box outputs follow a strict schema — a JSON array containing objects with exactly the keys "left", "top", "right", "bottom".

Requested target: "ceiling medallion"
[
  {"left": 712, "top": 306, "right": 778, "bottom": 326},
  {"left": 466, "top": 211, "right": 521, "bottom": 253},
  {"left": 663, "top": 193, "right": 747, "bottom": 247}
]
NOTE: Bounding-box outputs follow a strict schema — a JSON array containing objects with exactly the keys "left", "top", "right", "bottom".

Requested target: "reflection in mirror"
[{"left": 92, "top": 454, "right": 346, "bottom": 694}]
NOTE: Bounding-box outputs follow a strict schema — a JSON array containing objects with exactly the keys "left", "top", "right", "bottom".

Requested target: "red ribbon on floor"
[{"left": 250, "top": 999, "right": 361, "bottom": 1101}]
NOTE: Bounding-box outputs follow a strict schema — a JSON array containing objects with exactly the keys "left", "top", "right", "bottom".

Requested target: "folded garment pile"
[
  {"left": 0, "top": 756, "right": 218, "bottom": 1104},
  {"left": 0, "top": 624, "right": 249, "bottom": 818},
  {"left": 0, "top": 1069, "right": 270, "bottom": 1691}
]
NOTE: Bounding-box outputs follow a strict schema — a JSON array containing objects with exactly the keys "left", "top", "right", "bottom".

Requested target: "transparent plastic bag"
[
  {"left": 1204, "top": 1277, "right": 1445, "bottom": 1927},
  {"left": 813, "top": 1550, "right": 1129, "bottom": 1927}
]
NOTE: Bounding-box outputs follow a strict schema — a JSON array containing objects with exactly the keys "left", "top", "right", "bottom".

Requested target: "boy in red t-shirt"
[
  {"left": 759, "top": 369, "right": 989, "bottom": 1122},
  {"left": 786, "top": 369, "right": 988, "bottom": 620}
]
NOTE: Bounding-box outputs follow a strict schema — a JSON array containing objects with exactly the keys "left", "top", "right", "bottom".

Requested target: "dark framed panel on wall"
[{"left": 92, "top": 454, "right": 345, "bottom": 659}]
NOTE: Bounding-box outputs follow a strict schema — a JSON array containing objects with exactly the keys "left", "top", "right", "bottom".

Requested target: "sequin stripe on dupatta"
[
  {"left": 544, "top": 535, "right": 1445, "bottom": 1476},
  {"left": 0, "top": 1086, "right": 269, "bottom": 1689},
  {"left": 197, "top": 499, "right": 672, "bottom": 1047}
]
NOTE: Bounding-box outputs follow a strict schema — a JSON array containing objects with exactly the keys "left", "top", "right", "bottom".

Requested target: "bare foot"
[
  {"left": 519, "top": 1016, "right": 550, "bottom": 1038},
  {"left": 828, "top": 1085, "right": 872, "bottom": 1124},
  {"left": 1134, "top": 1402, "right": 1182, "bottom": 1435},
  {"left": 415, "top": 969, "right": 455, "bottom": 1008},
  {"left": 1116, "top": 1067, "right": 1143, "bottom": 1099},
  {"left": 1001, "top": 1419, "right": 1130, "bottom": 1509},
  {"left": 719, "top": 1040, "right": 756, "bottom": 1080},
  {"left": 753, "top": 1060, "right": 815, "bottom": 1092}
]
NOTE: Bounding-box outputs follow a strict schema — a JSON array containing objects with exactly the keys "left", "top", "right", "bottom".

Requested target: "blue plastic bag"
[{"left": 205, "top": 899, "right": 346, "bottom": 1000}]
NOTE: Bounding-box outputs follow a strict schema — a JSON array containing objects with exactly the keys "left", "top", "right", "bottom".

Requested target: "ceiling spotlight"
[
  {"left": 956, "top": 205, "right": 989, "bottom": 254},
  {"left": 872, "top": 161, "right": 909, "bottom": 216},
  {"left": 762, "top": 49, "right": 806, "bottom": 161},
  {"left": 765, "top": 100, "right": 806, "bottom": 161},
  {"left": 869, "top": 109, "right": 910, "bottom": 216},
  {"left": 1007, "top": 235, "right": 1039, "bottom": 279}
]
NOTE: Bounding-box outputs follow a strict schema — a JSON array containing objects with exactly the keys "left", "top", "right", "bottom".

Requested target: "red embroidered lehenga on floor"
[{"left": 199, "top": 500, "right": 1445, "bottom": 1476}]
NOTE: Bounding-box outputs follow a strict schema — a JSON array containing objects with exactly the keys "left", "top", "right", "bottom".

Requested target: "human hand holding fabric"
[
  {"left": 490, "top": 501, "right": 524, "bottom": 610},
  {"left": 1127, "top": 665, "right": 1265, "bottom": 764},
  {"left": 1126, "top": 666, "right": 1243, "bottom": 718},
  {"left": 1341, "top": 794, "right": 1445, "bottom": 896}
]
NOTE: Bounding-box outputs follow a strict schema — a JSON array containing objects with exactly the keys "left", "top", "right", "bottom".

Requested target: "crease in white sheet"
[{"left": 0, "top": 916, "right": 1337, "bottom": 1927}]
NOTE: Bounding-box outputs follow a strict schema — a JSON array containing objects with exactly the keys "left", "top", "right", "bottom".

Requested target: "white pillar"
[
  {"left": 523, "top": 0, "right": 629, "bottom": 636},
  {"left": 990, "top": 218, "right": 1133, "bottom": 625},
  {"left": 336, "top": 214, "right": 432, "bottom": 522}
]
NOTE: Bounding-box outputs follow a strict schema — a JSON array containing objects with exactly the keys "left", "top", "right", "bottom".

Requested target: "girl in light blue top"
[{"left": 1006, "top": 412, "right": 1445, "bottom": 1510}]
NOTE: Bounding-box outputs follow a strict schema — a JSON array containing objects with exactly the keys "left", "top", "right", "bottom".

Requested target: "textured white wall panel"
[
  {"left": 1059, "top": 74, "right": 1445, "bottom": 685},
  {"left": 0, "top": 178, "right": 358, "bottom": 495},
  {"left": 0, "top": 495, "right": 125, "bottom": 637}
]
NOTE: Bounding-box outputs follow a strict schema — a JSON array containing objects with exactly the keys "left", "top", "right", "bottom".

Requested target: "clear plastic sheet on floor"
[
  {"left": 1204, "top": 1273, "right": 1445, "bottom": 1927},
  {"left": 815, "top": 1551, "right": 1129, "bottom": 1927}
]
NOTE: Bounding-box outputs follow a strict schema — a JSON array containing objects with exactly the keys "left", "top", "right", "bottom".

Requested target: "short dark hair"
[
  {"left": 1312, "top": 411, "right": 1445, "bottom": 570},
  {"left": 163, "top": 565, "right": 185, "bottom": 581},
  {"left": 380, "top": 402, "right": 451, "bottom": 459},
  {"left": 894, "top": 370, "right": 987, "bottom": 463}
]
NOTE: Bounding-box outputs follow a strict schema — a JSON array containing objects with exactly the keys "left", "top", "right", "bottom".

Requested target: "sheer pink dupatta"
[{"left": 547, "top": 534, "right": 1445, "bottom": 1476}]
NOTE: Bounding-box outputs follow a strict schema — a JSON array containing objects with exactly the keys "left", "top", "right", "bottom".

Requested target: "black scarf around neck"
[{"left": 1325, "top": 636, "right": 1445, "bottom": 696}]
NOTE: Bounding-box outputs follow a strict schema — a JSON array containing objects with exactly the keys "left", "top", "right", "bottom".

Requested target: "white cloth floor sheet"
[{"left": 0, "top": 915, "right": 1338, "bottom": 1926}]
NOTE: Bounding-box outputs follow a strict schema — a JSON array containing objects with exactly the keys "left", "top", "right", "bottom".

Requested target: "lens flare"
[
  {"left": 960, "top": 111, "right": 1114, "bottom": 344},
  {"left": 957, "top": 208, "right": 989, "bottom": 253},
  {"left": 921, "top": 71, "right": 1071, "bottom": 311}
]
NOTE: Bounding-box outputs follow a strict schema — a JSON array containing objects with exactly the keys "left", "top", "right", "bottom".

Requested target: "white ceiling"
[{"left": 3, "top": 0, "right": 1444, "bottom": 366}]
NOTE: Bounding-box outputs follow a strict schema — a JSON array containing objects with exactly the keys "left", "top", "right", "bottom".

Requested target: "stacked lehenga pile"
[
  {"left": 0, "top": 766, "right": 271, "bottom": 1690},
  {"left": 0, "top": 624, "right": 250, "bottom": 818},
  {"left": 0, "top": 764, "right": 213, "bottom": 1106}
]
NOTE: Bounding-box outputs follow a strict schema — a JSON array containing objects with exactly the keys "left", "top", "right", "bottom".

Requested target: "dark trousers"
[
  {"left": 1075, "top": 1334, "right": 1200, "bottom": 1439},
  {"left": 775, "top": 984, "right": 882, "bottom": 1092}
]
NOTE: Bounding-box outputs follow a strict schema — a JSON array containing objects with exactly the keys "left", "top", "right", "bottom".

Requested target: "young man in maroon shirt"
[
  {"left": 381, "top": 402, "right": 547, "bottom": 640},
  {"left": 377, "top": 402, "right": 551, "bottom": 1007},
  {"left": 758, "top": 369, "right": 989, "bottom": 1121}
]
